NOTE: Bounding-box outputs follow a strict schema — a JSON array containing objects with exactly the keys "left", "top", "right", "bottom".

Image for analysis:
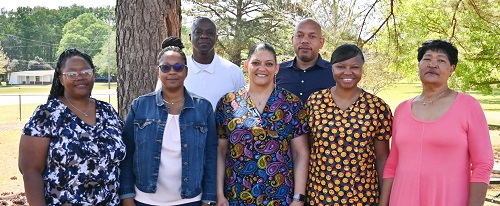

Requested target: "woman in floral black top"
[{"left": 19, "top": 48, "right": 125, "bottom": 205}]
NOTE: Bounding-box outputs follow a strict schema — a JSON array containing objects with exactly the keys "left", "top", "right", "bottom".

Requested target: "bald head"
[
  {"left": 191, "top": 17, "right": 217, "bottom": 33},
  {"left": 295, "top": 18, "right": 322, "bottom": 37}
]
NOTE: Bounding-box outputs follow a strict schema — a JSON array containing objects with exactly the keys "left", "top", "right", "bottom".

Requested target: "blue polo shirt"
[{"left": 277, "top": 55, "right": 336, "bottom": 103}]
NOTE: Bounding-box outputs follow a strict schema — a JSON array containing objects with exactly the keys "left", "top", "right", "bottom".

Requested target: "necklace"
[
  {"left": 248, "top": 91, "right": 270, "bottom": 107},
  {"left": 420, "top": 90, "right": 448, "bottom": 106},
  {"left": 64, "top": 96, "right": 91, "bottom": 117},
  {"left": 163, "top": 98, "right": 185, "bottom": 105}
]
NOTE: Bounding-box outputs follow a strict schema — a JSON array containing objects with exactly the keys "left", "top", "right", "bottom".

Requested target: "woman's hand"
[
  {"left": 290, "top": 200, "right": 305, "bottom": 206},
  {"left": 121, "top": 198, "right": 136, "bottom": 206},
  {"left": 216, "top": 139, "right": 229, "bottom": 206},
  {"left": 216, "top": 196, "right": 229, "bottom": 206}
]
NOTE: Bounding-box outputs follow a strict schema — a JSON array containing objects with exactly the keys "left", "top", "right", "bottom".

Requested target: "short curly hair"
[{"left": 417, "top": 40, "right": 458, "bottom": 66}]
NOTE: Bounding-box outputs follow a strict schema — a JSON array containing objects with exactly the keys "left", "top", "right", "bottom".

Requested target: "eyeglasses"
[
  {"left": 62, "top": 69, "right": 94, "bottom": 80},
  {"left": 158, "top": 63, "right": 186, "bottom": 73}
]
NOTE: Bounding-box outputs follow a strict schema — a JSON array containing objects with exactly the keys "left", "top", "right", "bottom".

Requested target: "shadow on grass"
[
  {"left": 490, "top": 125, "right": 500, "bottom": 131},
  {"left": 480, "top": 99, "right": 500, "bottom": 103}
]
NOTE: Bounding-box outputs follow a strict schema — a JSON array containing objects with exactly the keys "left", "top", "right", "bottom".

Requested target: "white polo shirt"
[{"left": 184, "top": 54, "right": 245, "bottom": 109}]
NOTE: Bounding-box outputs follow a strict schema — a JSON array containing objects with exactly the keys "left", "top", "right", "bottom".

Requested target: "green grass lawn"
[
  {"left": 0, "top": 103, "right": 40, "bottom": 124},
  {"left": 376, "top": 82, "right": 500, "bottom": 126}
]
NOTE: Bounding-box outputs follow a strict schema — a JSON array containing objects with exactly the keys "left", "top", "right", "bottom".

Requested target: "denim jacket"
[{"left": 119, "top": 88, "right": 217, "bottom": 202}]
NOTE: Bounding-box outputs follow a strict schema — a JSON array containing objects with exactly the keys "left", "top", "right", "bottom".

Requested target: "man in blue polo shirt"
[{"left": 276, "top": 18, "right": 336, "bottom": 103}]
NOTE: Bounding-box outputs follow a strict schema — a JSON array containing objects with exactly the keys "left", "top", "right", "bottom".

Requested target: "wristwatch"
[
  {"left": 207, "top": 202, "right": 216, "bottom": 206},
  {"left": 293, "top": 194, "right": 306, "bottom": 203}
]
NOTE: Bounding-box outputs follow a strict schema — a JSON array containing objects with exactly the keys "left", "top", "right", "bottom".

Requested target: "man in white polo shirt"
[{"left": 156, "top": 17, "right": 245, "bottom": 110}]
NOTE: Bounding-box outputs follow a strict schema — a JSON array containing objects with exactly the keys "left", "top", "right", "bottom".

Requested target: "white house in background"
[{"left": 8, "top": 70, "right": 54, "bottom": 85}]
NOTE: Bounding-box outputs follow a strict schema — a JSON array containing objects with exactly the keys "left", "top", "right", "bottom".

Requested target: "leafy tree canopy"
[
  {"left": 28, "top": 56, "right": 52, "bottom": 70},
  {"left": 0, "top": 46, "right": 8, "bottom": 74},
  {"left": 57, "top": 13, "right": 108, "bottom": 57},
  {"left": 372, "top": 0, "right": 499, "bottom": 94},
  {"left": 0, "top": 5, "right": 114, "bottom": 72},
  {"left": 93, "top": 31, "right": 116, "bottom": 77}
]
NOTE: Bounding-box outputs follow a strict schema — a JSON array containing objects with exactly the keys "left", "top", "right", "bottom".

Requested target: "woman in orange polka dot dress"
[{"left": 305, "top": 44, "right": 393, "bottom": 205}]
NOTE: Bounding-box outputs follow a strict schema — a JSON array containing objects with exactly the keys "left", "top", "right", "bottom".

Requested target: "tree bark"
[{"left": 116, "top": 0, "right": 181, "bottom": 119}]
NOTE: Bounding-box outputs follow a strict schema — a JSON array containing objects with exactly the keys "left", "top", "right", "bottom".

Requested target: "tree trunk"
[{"left": 116, "top": 0, "right": 181, "bottom": 119}]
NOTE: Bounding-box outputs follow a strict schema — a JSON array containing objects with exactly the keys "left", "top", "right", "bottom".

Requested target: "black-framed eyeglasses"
[
  {"left": 62, "top": 69, "right": 94, "bottom": 80},
  {"left": 158, "top": 63, "right": 186, "bottom": 73}
]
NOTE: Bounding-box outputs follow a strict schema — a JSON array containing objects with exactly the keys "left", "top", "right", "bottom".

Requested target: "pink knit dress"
[{"left": 383, "top": 93, "right": 494, "bottom": 206}]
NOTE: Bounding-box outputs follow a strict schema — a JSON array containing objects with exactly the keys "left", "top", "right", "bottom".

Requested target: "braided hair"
[
  {"left": 158, "top": 36, "right": 186, "bottom": 64},
  {"left": 47, "top": 48, "right": 95, "bottom": 101}
]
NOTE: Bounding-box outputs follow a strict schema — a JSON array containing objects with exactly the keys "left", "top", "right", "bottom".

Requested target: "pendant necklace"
[
  {"left": 64, "top": 96, "right": 90, "bottom": 117},
  {"left": 163, "top": 98, "right": 185, "bottom": 105},
  {"left": 420, "top": 90, "right": 448, "bottom": 106}
]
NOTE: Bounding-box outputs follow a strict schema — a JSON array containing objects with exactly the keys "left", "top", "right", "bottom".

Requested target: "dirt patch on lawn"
[{"left": 0, "top": 192, "right": 27, "bottom": 206}]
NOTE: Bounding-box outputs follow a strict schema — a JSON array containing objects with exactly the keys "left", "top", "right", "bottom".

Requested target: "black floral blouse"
[{"left": 22, "top": 98, "right": 125, "bottom": 205}]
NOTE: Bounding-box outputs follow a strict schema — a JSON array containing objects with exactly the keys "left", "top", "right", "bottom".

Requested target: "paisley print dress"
[
  {"left": 306, "top": 89, "right": 392, "bottom": 206},
  {"left": 215, "top": 86, "right": 309, "bottom": 206},
  {"left": 22, "top": 98, "right": 126, "bottom": 205}
]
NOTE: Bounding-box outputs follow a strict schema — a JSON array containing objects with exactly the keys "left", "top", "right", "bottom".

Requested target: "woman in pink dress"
[{"left": 379, "top": 40, "right": 494, "bottom": 206}]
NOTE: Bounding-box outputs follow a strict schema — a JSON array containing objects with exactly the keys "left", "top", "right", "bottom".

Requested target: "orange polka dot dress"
[{"left": 305, "top": 88, "right": 393, "bottom": 206}]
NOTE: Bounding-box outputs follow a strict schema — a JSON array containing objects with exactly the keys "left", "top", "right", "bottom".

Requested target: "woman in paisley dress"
[
  {"left": 305, "top": 44, "right": 393, "bottom": 205},
  {"left": 215, "top": 42, "right": 310, "bottom": 206},
  {"left": 19, "top": 48, "right": 125, "bottom": 205}
]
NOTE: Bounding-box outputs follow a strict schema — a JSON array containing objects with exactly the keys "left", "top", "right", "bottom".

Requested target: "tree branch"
[
  {"left": 468, "top": 0, "right": 497, "bottom": 25},
  {"left": 358, "top": 0, "right": 379, "bottom": 45},
  {"left": 360, "top": 0, "right": 394, "bottom": 47},
  {"left": 449, "top": 0, "right": 462, "bottom": 40}
]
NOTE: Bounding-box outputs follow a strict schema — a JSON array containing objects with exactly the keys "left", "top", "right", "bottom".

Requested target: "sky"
[{"left": 0, "top": 0, "right": 116, "bottom": 10}]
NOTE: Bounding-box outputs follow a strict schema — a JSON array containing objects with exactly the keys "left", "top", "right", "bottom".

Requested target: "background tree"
[
  {"left": 57, "top": 13, "right": 108, "bottom": 57},
  {"left": 0, "top": 5, "right": 114, "bottom": 71},
  {"left": 367, "top": 0, "right": 499, "bottom": 94},
  {"left": 93, "top": 31, "right": 117, "bottom": 77},
  {"left": 27, "top": 56, "right": 52, "bottom": 70},
  {"left": 116, "top": 0, "right": 181, "bottom": 118},
  {"left": 0, "top": 46, "right": 9, "bottom": 82}
]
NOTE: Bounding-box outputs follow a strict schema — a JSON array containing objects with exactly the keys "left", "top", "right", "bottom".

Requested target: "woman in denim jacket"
[{"left": 120, "top": 37, "right": 217, "bottom": 206}]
